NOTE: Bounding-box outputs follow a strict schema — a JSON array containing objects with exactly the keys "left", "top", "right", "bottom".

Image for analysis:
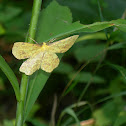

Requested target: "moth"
[{"left": 12, "top": 35, "right": 79, "bottom": 75}]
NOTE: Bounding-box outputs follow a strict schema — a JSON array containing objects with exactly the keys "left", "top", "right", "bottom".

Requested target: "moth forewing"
[
  {"left": 48, "top": 35, "right": 79, "bottom": 53},
  {"left": 12, "top": 42, "right": 41, "bottom": 59}
]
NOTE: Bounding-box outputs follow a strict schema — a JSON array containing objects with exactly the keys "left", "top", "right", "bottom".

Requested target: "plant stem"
[
  {"left": 28, "top": 0, "right": 42, "bottom": 44},
  {"left": 15, "top": 75, "right": 28, "bottom": 126},
  {"left": 15, "top": 0, "right": 42, "bottom": 126}
]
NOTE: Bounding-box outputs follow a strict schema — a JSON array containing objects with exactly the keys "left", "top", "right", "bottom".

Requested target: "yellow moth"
[{"left": 12, "top": 35, "right": 79, "bottom": 75}]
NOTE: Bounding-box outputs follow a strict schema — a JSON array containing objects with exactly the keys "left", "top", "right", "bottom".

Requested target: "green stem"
[
  {"left": 15, "top": 75, "right": 28, "bottom": 126},
  {"left": 15, "top": 0, "right": 42, "bottom": 126},
  {"left": 28, "top": 0, "right": 42, "bottom": 43}
]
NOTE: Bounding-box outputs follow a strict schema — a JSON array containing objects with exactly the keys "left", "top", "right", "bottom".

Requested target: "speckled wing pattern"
[
  {"left": 48, "top": 35, "right": 79, "bottom": 53},
  {"left": 41, "top": 52, "right": 59, "bottom": 73},
  {"left": 12, "top": 42, "right": 41, "bottom": 59},
  {"left": 20, "top": 52, "right": 44, "bottom": 75},
  {"left": 12, "top": 35, "right": 79, "bottom": 75}
]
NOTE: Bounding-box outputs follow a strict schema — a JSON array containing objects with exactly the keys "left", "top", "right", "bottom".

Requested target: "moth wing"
[
  {"left": 48, "top": 35, "right": 79, "bottom": 53},
  {"left": 20, "top": 52, "right": 43, "bottom": 75},
  {"left": 12, "top": 42, "right": 41, "bottom": 59},
  {"left": 41, "top": 52, "right": 59, "bottom": 73}
]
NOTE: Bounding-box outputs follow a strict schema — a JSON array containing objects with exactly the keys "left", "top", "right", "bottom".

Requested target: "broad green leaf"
[
  {"left": 37, "top": 0, "right": 126, "bottom": 43},
  {"left": 57, "top": 0, "right": 126, "bottom": 24},
  {"left": 0, "top": 24, "right": 5, "bottom": 35},
  {"left": 0, "top": 5, "right": 22, "bottom": 23},
  {"left": 107, "top": 63, "right": 126, "bottom": 80},
  {"left": 0, "top": 56, "right": 20, "bottom": 101},
  {"left": 37, "top": 0, "right": 83, "bottom": 42},
  {"left": 24, "top": 70, "right": 50, "bottom": 121},
  {"left": 74, "top": 44, "right": 106, "bottom": 62}
]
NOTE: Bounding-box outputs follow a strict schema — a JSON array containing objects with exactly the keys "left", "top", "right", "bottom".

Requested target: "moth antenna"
[
  {"left": 29, "top": 36, "right": 38, "bottom": 44},
  {"left": 48, "top": 38, "right": 56, "bottom": 43}
]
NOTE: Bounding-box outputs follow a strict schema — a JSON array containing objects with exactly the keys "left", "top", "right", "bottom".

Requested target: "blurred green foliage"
[{"left": 0, "top": 0, "right": 126, "bottom": 126}]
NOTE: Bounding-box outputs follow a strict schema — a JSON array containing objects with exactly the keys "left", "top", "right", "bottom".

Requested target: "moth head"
[{"left": 41, "top": 42, "right": 49, "bottom": 51}]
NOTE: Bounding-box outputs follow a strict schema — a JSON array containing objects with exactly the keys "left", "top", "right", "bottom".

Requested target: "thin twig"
[{"left": 50, "top": 94, "right": 57, "bottom": 126}]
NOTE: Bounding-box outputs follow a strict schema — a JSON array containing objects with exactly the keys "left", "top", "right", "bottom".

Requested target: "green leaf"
[
  {"left": 37, "top": 0, "right": 126, "bottom": 43},
  {"left": 37, "top": 0, "right": 82, "bottom": 42},
  {"left": 28, "top": 119, "right": 48, "bottom": 126},
  {"left": 27, "top": 103, "right": 40, "bottom": 119},
  {"left": 0, "top": 5, "right": 22, "bottom": 23},
  {"left": 108, "top": 42, "right": 126, "bottom": 50},
  {"left": 0, "top": 24, "right": 5, "bottom": 35},
  {"left": 110, "top": 19, "right": 126, "bottom": 32},
  {"left": 74, "top": 44, "right": 106, "bottom": 62},
  {"left": 93, "top": 100, "right": 126, "bottom": 126},
  {"left": 109, "top": 30, "right": 126, "bottom": 42},
  {"left": 0, "top": 56, "right": 20, "bottom": 101},
  {"left": 75, "top": 19, "right": 126, "bottom": 34},
  {"left": 58, "top": 101, "right": 87, "bottom": 126},
  {"left": 107, "top": 63, "right": 126, "bottom": 80},
  {"left": 63, "top": 80, "right": 79, "bottom": 96},
  {"left": 60, "top": 108, "right": 80, "bottom": 126},
  {"left": 114, "top": 111, "right": 126, "bottom": 126},
  {"left": 77, "top": 32, "right": 109, "bottom": 41},
  {"left": 93, "top": 101, "right": 117, "bottom": 126},
  {"left": 24, "top": 70, "right": 50, "bottom": 121}
]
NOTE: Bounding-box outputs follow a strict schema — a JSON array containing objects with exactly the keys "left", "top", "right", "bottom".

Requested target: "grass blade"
[{"left": 0, "top": 55, "right": 20, "bottom": 101}]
